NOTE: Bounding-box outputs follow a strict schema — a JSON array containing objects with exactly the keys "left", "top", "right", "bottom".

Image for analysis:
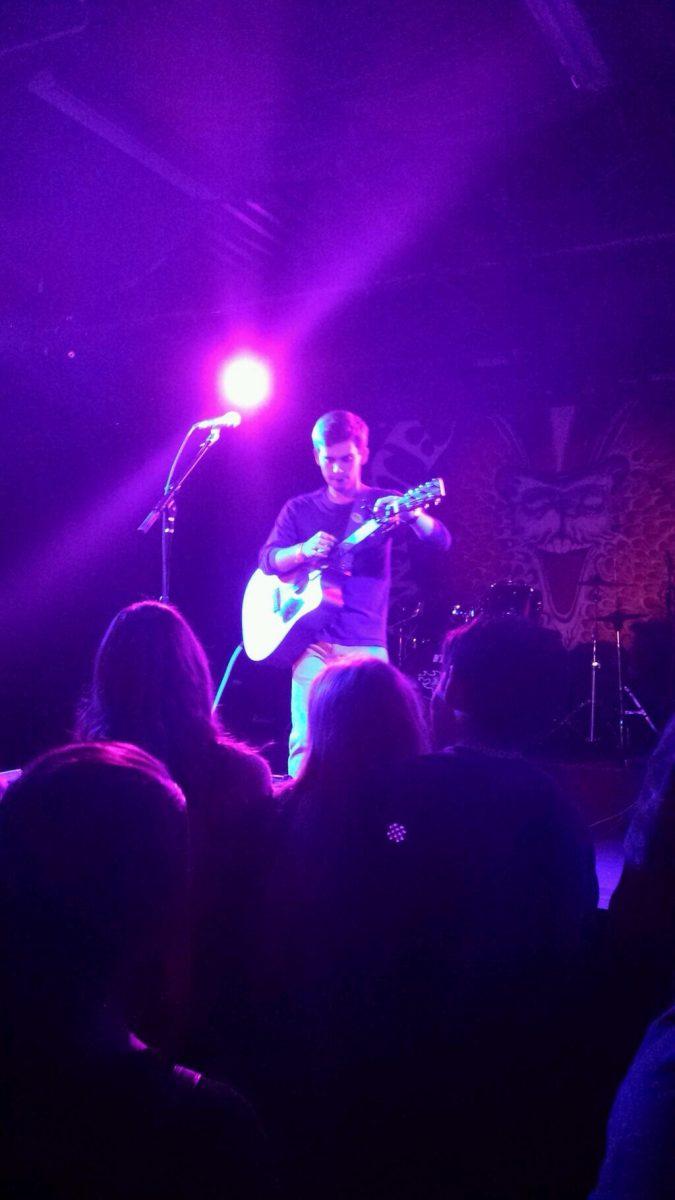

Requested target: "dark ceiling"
[{"left": 1, "top": 0, "right": 674, "bottom": 358}]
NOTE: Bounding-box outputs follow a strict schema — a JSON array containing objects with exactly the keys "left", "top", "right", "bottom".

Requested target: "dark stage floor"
[
  {"left": 542, "top": 758, "right": 644, "bottom": 909},
  {"left": 594, "top": 835, "right": 625, "bottom": 909}
]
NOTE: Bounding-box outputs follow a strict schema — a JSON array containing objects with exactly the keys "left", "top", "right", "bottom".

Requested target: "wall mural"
[{"left": 372, "top": 393, "right": 675, "bottom": 722}]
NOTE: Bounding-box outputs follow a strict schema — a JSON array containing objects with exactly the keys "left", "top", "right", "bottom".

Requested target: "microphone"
[{"left": 193, "top": 411, "right": 242, "bottom": 430}]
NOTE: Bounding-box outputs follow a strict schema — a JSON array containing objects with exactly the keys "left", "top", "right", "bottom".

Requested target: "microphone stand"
[{"left": 138, "top": 424, "right": 224, "bottom": 603}]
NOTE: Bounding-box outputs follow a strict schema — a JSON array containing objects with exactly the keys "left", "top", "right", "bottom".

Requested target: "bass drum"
[
  {"left": 401, "top": 638, "right": 444, "bottom": 697},
  {"left": 400, "top": 600, "right": 478, "bottom": 696},
  {"left": 481, "top": 580, "right": 543, "bottom": 621},
  {"left": 448, "top": 601, "right": 478, "bottom": 625}
]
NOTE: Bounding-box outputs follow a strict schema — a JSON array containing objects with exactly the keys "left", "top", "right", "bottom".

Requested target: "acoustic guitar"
[{"left": 242, "top": 478, "right": 445, "bottom": 665}]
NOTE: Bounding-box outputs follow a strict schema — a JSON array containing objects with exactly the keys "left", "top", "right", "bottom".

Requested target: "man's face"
[{"left": 314, "top": 438, "right": 369, "bottom": 502}]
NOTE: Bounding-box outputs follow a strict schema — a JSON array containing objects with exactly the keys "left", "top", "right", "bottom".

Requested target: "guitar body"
[
  {"left": 242, "top": 566, "right": 345, "bottom": 666},
  {"left": 242, "top": 477, "right": 445, "bottom": 665}
]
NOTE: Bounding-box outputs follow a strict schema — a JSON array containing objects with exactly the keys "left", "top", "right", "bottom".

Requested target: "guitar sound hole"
[{"left": 280, "top": 597, "right": 303, "bottom": 623}]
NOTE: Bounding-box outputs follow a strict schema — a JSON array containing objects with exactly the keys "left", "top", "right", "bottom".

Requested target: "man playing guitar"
[{"left": 258, "top": 410, "right": 451, "bottom": 775}]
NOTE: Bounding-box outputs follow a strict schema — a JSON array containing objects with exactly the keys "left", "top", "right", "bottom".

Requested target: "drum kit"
[
  {"left": 391, "top": 574, "right": 662, "bottom": 756},
  {"left": 390, "top": 580, "right": 542, "bottom": 699}
]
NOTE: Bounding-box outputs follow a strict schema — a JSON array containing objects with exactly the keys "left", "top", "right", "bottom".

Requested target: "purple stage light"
[
  {"left": 386, "top": 822, "right": 407, "bottom": 844},
  {"left": 217, "top": 353, "right": 272, "bottom": 412}
]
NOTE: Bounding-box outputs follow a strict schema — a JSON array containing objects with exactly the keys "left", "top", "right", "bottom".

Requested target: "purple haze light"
[{"left": 217, "top": 353, "right": 272, "bottom": 412}]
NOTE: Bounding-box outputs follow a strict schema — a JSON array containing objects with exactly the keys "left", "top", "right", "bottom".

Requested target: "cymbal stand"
[
  {"left": 550, "top": 583, "right": 606, "bottom": 747},
  {"left": 588, "top": 588, "right": 601, "bottom": 744},
  {"left": 608, "top": 607, "right": 658, "bottom": 755},
  {"left": 614, "top": 620, "right": 626, "bottom": 754},
  {"left": 389, "top": 601, "right": 423, "bottom": 668}
]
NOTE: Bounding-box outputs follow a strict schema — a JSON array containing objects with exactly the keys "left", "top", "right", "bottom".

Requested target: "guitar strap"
[{"left": 335, "top": 502, "right": 384, "bottom": 573}]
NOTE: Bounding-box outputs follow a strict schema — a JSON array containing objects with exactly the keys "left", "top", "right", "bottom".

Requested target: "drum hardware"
[
  {"left": 449, "top": 602, "right": 477, "bottom": 624},
  {"left": 398, "top": 580, "right": 544, "bottom": 697},
  {"left": 395, "top": 597, "right": 473, "bottom": 690},
  {"left": 481, "top": 579, "right": 543, "bottom": 621},
  {"left": 389, "top": 600, "right": 424, "bottom": 668},
  {"left": 552, "top": 583, "right": 605, "bottom": 744},
  {"left": 586, "top": 587, "right": 601, "bottom": 745},
  {"left": 601, "top": 606, "right": 658, "bottom": 753},
  {"left": 417, "top": 654, "right": 444, "bottom": 695},
  {"left": 399, "top": 637, "right": 444, "bottom": 696},
  {"left": 576, "top": 574, "right": 660, "bottom": 750},
  {"left": 558, "top": 584, "right": 658, "bottom": 755},
  {"left": 397, "top": 573, "right": 662, "bottom": 755}
]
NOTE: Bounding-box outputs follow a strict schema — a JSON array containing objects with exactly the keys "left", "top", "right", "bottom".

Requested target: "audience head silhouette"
[
  {"left": 0, "top": 741, "right": 187, "bottom": 1037},
  {"left": 298, "top": 655, "right": 428, "bottom": 788},
  {"left": 77, "top": 601, "right": 220, "bottom": 782},
  {"left": 0, "top": 743, "right": 272, "bottom": 1198},
  {"left": 622, "top": 713, "right": 675, "bottom": 876},
  {"left": 610, "top": 716, "right": 675, "bottom": 979},
  {"left": 432, "top": 615, "right": 567, "bottom": 750}
]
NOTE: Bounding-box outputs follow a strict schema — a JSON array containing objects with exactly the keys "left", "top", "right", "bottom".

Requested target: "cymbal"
[{"left": 600, "top": 609, "right": 644, "bottom": 625}]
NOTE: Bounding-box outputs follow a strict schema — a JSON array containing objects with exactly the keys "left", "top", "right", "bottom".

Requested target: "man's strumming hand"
[{"left": 301, "top": 531, "right": 337, "bottom": 560}]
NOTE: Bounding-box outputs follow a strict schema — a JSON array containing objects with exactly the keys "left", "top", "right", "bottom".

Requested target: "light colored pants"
[{"left": 289, "top": 641, "right": 389, "bottom": 776}]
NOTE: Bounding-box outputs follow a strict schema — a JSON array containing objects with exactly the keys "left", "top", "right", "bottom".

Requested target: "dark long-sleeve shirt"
[{"left": 259, "top": 486, "right": 450, "bottom": 647}]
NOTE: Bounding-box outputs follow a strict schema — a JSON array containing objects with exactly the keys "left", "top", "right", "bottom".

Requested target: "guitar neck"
[
  {"left": 332, "top": 478, "right": 444, "bottom": 558},
  {"left": 339, "top": 517, "right": 381, "bottom": 550}
]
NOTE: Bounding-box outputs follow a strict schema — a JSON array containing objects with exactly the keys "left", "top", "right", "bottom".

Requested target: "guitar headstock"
[
  {"left": 400, "top": 477, "right": 445, "bottom": 512},
  {"left": 375, "top": 478, "right": 445, "bottom": 524}
]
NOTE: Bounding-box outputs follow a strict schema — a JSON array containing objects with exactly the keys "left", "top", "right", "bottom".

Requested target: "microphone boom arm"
[{"left": 137, "top": 422, "right": 227, "bottom": 602}]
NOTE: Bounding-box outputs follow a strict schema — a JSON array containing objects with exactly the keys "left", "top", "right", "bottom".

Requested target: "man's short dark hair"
[{"left": 311, "top": 411, "right": 369, "bottom": 453}]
